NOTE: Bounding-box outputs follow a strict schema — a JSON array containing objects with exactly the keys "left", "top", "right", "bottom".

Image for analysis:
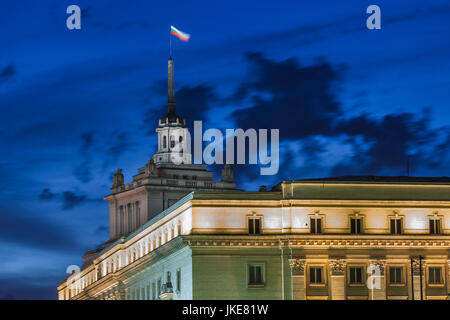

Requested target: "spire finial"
[{"left": 167, "top": 57, "right": 175, "bottom": 113}]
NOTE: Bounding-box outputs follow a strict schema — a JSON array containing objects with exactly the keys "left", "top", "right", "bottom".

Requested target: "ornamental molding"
[
  {"left": 368, "top": 258, "right": 386, "bottom": 275},
  {"left": 329, "top": 258, "right": 347, "bottom": 274},
  {"left": 288, "top": 257, "right": 306, "bottom": 275},
  {"left": 411, "top": 257, "right": 427, "bottom": 276},
  {"left": 184, "top": 238, "right": 450, "bottom": 248}
]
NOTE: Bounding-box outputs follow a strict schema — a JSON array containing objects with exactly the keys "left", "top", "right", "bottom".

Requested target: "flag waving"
[{"left": 171, "top": 26, "right": 191, "bottom": 42}]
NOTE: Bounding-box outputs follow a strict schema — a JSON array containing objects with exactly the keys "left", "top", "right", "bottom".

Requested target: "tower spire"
[{"left": 167, "top": 57, "right": 175, "bottom": 113}]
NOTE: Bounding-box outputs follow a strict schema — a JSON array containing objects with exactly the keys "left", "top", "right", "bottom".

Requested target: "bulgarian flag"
[{"left": 171, "top": 26, "right": 190, "bottom": 42}]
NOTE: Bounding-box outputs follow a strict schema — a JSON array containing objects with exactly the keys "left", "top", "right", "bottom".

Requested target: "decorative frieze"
[
  {"left": 411, "top": 257, "right": 427, "bottom": 276},
  {"left": 289, "top": 257, "right": 306, "bottom": 275},
  {"left": 329, "top": 258, "right": 347, "bottom": 275},
  {"left": 368, "top": 258, "right": 386, "bottom": 276},
  {"left": 184, "top": 237, "right": 450, "bottom": 248}
]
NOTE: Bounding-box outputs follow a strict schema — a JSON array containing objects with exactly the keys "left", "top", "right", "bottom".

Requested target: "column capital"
[
  {"left": 289, "top": 256, "right": 306, "bottom": 275},
  {"left": 411, "top": 257, "right": 427, "bottom": 276},
  {"left": 329, "top": 257, "right": 347, "bottom": 275},
  {"left": 369, "top": 257, "right": 387, "bottom": 276}
]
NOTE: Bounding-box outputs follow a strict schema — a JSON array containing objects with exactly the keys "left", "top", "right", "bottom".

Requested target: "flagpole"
[{"left": 169, "top": 26, "right": 172, "bottom": 58}]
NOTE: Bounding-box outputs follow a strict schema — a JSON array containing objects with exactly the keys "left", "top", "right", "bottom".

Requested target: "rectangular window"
[
  {"left": 350, "top": 218, "right": 363, "bottom": 234},
  {"left": 248, "top": 264, "right": 264, "bottom": 285},
  {"left": 310, "top": 217, "right": 322, "bottom": 234},
  {"left": 389, "top": 267, "right": 403, "bottom": 284},
  {"left": 309, "top": 267, "right": 324, "bottom": 284},
  {"left": 428, "top": 267, "right": 443, "bottom": 284},
  {"left": 151, "top": 282, "right": 156, "bottom": 300},
  {"left": 176, "top": 268, "right": 181, "bottom": 292},
  {"left": 146, "top": 285, "right": 150, "bottom": 300},
  {"left": 349, "top": 266, "right": 364, "bottom": 284},
  {"left": 157, "top": 278, "right": 162, "bottom": 295},
  {"left": 248, "top": 217, "right": 262, "bottom": 235},
  {"left": 429, "top": 219, "right": 441, "bottom": 235},
  {"left": 390, "top": 218, "right": 403, "bottom": 234}
]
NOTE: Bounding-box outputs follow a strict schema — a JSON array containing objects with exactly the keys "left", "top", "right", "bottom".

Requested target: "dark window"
[
  {"left": 163, "top": 136, "right": 167, "bottom": 149},
  {"left": 173, "top": 174, "right": 179, "bottom": 179},
  {"left": 429, "top": 267, "right": 443, "bottom": 284},
  {"left": 157, "top": 278, "right": 162, "bottom": 295},
  {"left": 119, "top": 206, "right": 124, "bottom": 235},
  {"left": 309, "top": 267, "right": 323, "bottom": 284},
  {"left": 390, "top": 218, "right": 402, "bottom": 234},
  {"left": 182, "top": 175, "right": 188, "bottom": 179},
  {"left": 310, "top": 217, "right": 322, "bottom": 234},
  {"left": 248, "top": 265, "right": 264, "bottom": 285},
  {"left": 192, "top": 176, "right": 197, "bottom": 180},
  {"left": 429, "top": 219, "right": 441, "bottom": 235},
  {"left": 152, "top": 282, "right": 156, "bottom": 300},
  {"left": 248, "top": 217, "right": 262, "bottom": 235},
  {"left": 389, "top": 267, "right": 403, "bottom": 284},
  {"left": 350, "top": 218, "right": 363, "bottom": 234},
  {"left": 127, "top": 204, "right": 132, "bottom": 233},
  {"left": 170, "top": 136, "right": 175, "bottom": 148},
  {"left": 177, "top": 269, "right": 181, "bottom": 291},
  {"left": 179, "top": 136, "right": 183, "bottom": 143},
  {"left": 349, "top": 267, "right": 364, "bottom": 284},
  {"left": 135, "top": 201, "right": 140, "bottom": 229}
]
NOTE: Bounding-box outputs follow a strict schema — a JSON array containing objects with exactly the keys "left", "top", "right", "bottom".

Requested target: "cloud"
[
  {"left": 225, "top": 53, "right": 450, "bottom": 182},
  {"left": 231, "top": 52, "right": 344, "bottom": 140},
  {"left": 73, "top": 132, "right": 95, "bottom": 183},
  {"left": 61, "top": 191, "right": 88, "bottom": 210},
  {"left": 0, "top": 65, "right": 16, "bottom": 83},
  {"left": 0, "top": 205, "right": 84, "bottom": 252},
  {"left": 39, "top": 188, "right": 100, "bottom": 210},
  {"left": 39, "top": 188, "right": 55, "bottom": 200}
]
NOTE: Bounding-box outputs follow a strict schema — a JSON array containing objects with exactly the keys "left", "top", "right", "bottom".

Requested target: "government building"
[{"left": 57, "top": 58, "right": 450, "bottom": 300}]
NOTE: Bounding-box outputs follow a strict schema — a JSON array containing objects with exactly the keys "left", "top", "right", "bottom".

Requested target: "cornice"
[{"left": 182, "top": 235, "right": 450, "bottom": 249}]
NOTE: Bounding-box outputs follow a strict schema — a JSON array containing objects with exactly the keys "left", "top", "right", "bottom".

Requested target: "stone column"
[
  {"left": 412, "top": 258, "right": 426, "bottom": 300},
  {"left": 289, "top": 257, "right": 306, "bottom": 300},
  {"left": 329, "top": 258, "right": 347, "bottom": 300},
  {"left": 368, "top": 258, "right": 386, "bottom": 300}
]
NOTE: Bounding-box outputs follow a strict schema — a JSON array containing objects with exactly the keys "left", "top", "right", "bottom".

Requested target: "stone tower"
[{"left": 104, "top": 57, "right": 237, "bottom": 241}]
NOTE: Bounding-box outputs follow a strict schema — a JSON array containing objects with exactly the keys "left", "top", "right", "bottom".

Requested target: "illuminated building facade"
[{"left": 57, "top": 59, "right": 450, "bottom": 300}]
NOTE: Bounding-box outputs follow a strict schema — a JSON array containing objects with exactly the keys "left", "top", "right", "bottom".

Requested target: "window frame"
[
  {"left": 247, "top": 215, "right": 263, "bottom": 235},
  {"left": 176, "top": 268, "right": 181, "bottom": 293},
  {"left": 389, "top": 216, "right": 404, "bottom": 235},
  {"left": 247, "top": 262, "right": 266, "bottom": 288},
  {"left": 387, "top": 265, "right": 405, "bottom": 286},
  {"left": 310, "top": 216, "right": 324, "bottom": 234},
  {"left": 308, "top": 265, "right": 326, "bottom": 286},
  {"left": 348, "top": 265, "right": 366, "bottom": 286},
  {"left": 427, "top": 266, "right": 445, "bottom": 286},
  {"left": 428, "top": 217, "right": 442, "bottom": 235},
  {"left": 349, "top": 215, "right": 364, "bottom": 235}
]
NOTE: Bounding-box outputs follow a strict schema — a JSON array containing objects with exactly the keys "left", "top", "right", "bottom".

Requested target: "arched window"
[
  {"left": 170, "top": 136, "right": 175, "bottom": 148},
  {"left": 163, "top": 136, "right": 167, "bottom": 149},
  {"left": 179, "top": 136, "right": 183, "bottom": 143}
]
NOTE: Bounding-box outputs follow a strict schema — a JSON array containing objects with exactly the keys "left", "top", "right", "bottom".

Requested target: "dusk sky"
[{"left": 1, "top": 0, "right": 450, "bottom": 299}]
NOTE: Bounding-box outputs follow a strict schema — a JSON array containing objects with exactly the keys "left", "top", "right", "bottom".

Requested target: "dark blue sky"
[{"left": 1, "top": 0, "right": 449, "bottom": 299}]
